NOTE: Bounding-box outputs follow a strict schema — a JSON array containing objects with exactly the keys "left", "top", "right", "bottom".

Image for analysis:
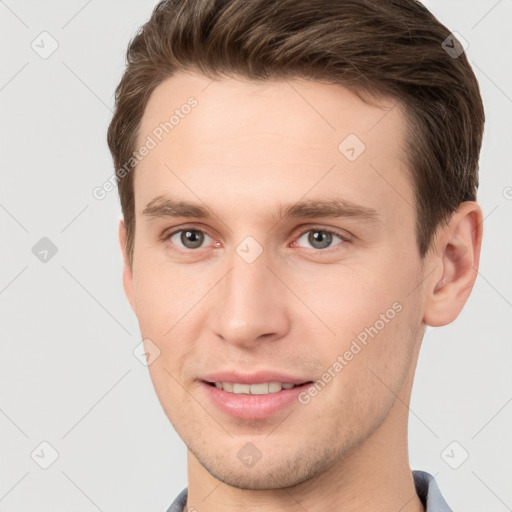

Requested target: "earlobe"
[
  {"left": 119, "top": 220, "right": 136, "bottom": 313},
  {"left": 423, "top": 202, "right": 483, "bottom": 327}
]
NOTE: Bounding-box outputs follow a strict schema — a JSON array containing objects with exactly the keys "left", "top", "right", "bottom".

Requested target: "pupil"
[
  {"left": 309, "top": 230, "right": 332, "bottom": 249},
  {"left": 182, "top": 230, "right": 203, "bottom": 248}
]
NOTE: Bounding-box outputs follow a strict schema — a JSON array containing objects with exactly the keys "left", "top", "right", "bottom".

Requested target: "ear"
[
  {"left": 423, "top": 201, "right": 483, "bottom": 327},
  {"left": 119, "top": 219, "right": 136, "bottom": 313}
]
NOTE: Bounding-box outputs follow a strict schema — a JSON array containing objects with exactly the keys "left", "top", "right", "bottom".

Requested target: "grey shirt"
[{"left": 165, "top": 470, "right": 452, "bottom": 511}]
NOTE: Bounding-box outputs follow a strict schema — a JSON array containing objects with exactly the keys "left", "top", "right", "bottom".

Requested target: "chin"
[
  {"left": 189, "top": 441, "right": 346, "bottom": 491},
  {"left": 202, "top": 462, "right": 312, "bottom": 490}
]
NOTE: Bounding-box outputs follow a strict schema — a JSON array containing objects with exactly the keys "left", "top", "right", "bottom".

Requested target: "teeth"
[
  {"left": 233, "top": 383, "right": 250, "bottom": 394},
  {"left": 249, "top": 383, "right": 269, "bottom": 395},
  {"left": 213, "top": 381, "right": 300, "bottom": 394},
  {"left": 268, "top": 382, "right": 282, "bottom": 393}
]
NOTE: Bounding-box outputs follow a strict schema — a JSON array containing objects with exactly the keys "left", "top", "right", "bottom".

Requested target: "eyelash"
[{"left": 161, "top": 225, "right": 352, "bottom": 253}]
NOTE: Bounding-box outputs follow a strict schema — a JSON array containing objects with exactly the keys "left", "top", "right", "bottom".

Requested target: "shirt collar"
[{"left": 166, "top": 470, "right": 453, "bottom": 512}]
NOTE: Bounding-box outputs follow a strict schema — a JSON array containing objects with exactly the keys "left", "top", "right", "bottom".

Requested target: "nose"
[{"left": 208, "top": 247, "right": 291, "bottom": 349}]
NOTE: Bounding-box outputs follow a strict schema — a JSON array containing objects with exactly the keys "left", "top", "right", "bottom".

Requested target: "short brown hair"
[{"left": 107, "top": 0, "right": 484, "bottom": 265}]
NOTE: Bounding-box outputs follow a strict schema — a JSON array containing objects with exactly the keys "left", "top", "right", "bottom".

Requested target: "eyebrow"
[{"left": 142, "top": 195, "right": 381, "bottom": 224}]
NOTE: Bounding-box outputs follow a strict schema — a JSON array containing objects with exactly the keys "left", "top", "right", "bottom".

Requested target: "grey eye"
[
  {"left": 170, "top": 229, "right": 211, "bottom": 249},
  {"left": 296, "top": 230, "right": 343, "bottom": 250}
]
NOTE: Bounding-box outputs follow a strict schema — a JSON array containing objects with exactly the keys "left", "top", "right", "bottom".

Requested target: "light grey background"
[{"left": 1, "top": 1, "right": 511, "bottom": 511}]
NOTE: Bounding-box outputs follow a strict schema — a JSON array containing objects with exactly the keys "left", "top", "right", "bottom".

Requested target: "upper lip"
[{"left": 201, "top": 371, "right": 311, "bottom": 385}]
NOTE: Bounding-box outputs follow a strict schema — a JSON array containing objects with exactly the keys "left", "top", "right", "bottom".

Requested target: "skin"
[{"left": 119, "top": 71, "right": 483, "bottom": 512}]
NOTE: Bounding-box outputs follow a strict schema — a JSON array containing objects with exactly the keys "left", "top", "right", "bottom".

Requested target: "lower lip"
[{"left": 200, "top": 381, "right": 310, "bottom": 420}]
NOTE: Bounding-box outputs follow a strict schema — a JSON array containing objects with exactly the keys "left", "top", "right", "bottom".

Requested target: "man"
[{"left": 107, "top": 0, "right": 484, "bottom": 510}]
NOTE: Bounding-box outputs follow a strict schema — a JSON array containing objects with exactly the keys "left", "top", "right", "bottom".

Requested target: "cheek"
[
  {"left": 308, "top": 297, "right": 420, "bottom": 441},
  {"left": 298, "top": 255, "right": 420, "bottom": 389},
  {"left": 130, "top": 257, "right": 219, "bottom": 397},
  {"left": 131, "top": 258, "right": 204, "bottom": 334},
  {"left": 295, "top": 260, "right": 407, "bottom": 340}
]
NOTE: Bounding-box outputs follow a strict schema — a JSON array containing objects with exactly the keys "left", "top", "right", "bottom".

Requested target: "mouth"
[
  {"left": 205, "top": 381, "right": 308, "bottom": 394},
  {"left": 199, "top": 374, "right": 313, "bottom": 420}
]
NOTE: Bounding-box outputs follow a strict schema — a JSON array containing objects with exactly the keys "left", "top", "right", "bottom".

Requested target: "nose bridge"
[
  {"left": 210, "top": 244, "right": 289, "bottom": 346},
  {"left": 227, "top": 251, "right": 267, "bottom": 307}
]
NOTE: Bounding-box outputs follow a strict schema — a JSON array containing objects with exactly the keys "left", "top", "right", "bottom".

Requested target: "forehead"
[
  {"left": 134, "top": 71, "right": 412, "bottom": 224},
  {"left": 138, "top": 71, "right": 405, "bottom": 150}
]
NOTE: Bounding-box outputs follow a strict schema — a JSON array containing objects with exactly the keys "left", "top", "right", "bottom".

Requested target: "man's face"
[{"left": 123, "top": 71, "right": 428, "bottom": 489}]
